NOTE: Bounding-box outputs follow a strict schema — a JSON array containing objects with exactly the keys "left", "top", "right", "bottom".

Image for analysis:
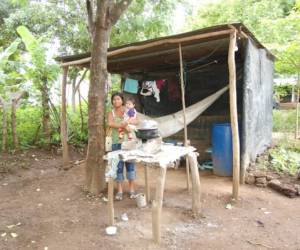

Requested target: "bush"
[{"left": 269, "top": 145, "right": 300, "bottom": 175}]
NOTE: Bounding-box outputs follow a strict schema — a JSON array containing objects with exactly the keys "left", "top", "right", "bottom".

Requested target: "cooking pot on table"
[{"left": 136, "top": 120, "right": 160, "bottom": 140}]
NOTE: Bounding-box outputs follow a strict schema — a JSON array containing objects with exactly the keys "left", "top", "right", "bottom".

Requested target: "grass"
[{"left": 273, "top": 109, "right": 299, "bottom": 133}]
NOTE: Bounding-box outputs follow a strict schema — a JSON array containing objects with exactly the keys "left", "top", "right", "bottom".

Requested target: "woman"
[{"left": 107, "top": 92, "right": 138, "bottom": 201}]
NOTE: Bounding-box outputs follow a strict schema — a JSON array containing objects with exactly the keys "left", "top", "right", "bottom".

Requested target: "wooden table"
[{"left": 105, "top": 145, "right": 201, "bottom": 244}]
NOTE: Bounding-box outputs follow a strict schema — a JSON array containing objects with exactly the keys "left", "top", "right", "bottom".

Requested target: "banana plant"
[{"left": 17, "top": 25, "right": 59, "bottom": 146}]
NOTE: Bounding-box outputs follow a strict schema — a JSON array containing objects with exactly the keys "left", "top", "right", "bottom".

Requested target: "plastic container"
[
  {"left": 211, "top": 123, "right": 233, "bottom": 176},
  {"left": 135, "top": 193, "right": 147, "bottom": 208}
]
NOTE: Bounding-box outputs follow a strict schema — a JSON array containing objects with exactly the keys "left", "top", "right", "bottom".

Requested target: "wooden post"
[
  {"left": 295, "top": 78, "right": 299, "bottom": 139},
  {"left": 108, "top": 177, "right": 114, "bottom": 225},
  {"left": 188, "top": 152, "right": 201, "bottom": 215},
  {"left": 152, "top": 167, "right": 166, "bottom": 244},
  {"left": 228, "top": 30, "right": 240, "bottom": 199},
  {"left": 178, "top": 43, "right": 191, "bottom": 192},
  {"left": 144, "top": 165, "right": 151, "bottom": 204},
  {"left": 61, "top": 66, "right": 70, "bottom": 168}
]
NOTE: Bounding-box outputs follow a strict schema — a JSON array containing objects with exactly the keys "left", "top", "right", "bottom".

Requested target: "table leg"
[
  {"left": 108, "top": 177, "right": 114, "bottom": 225},
  {"left": 144, "top": 165, "right": 151, "bottom": 204},
  {"left": 188, "top": 152, "right": 201, "bottom": 215},
  {"left": 185, "top": 157, "right": 191, "bottom": 192},
  {"left": 152, "top": 167, "right": 166, "bottom": 244}
]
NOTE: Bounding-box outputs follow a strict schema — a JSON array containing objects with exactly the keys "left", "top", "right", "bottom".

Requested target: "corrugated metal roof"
[{"left": 56, "top": 23, "right": 275, "bottom": 73}]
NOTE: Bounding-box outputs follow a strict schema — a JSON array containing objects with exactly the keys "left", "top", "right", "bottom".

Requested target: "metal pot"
[
  {"left": 136, "top": 128, "right": 159, "bottom": 140},
  {"left": 136, "top": 120, "right": 160, "bottom": 140}
]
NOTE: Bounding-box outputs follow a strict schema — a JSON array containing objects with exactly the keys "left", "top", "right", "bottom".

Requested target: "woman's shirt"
[{"left": 111, "top": 109, "right": 125, "bottom": 144}]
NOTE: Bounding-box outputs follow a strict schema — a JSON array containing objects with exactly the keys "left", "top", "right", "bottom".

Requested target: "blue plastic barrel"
[{"left": 211, "top": 123, "right": 233, "bottom": 176}]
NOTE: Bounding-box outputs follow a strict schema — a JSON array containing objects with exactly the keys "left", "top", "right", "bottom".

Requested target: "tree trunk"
[
  {"left": 72, "top": 76, "right": 77, "bottom": 112},
  {"left": 11, "top": 100, "right": 19, "bottom": 150},
  {"left": 2, "top": 107, "right": 8, "bottom": 152},
  {"left": 85, "top": 26, "right": 110, "bottom": 194},
  {"left": 41, "top": 81, "right": 51, "bottom": 146},
  {"left": 295, "top": 74, "right": 300, "bottom": 139},
  {"left": 85, "top": 0, "right": 132, "bottom": 194},
  {"left": 61, "top": 67, "right": 71, "bottom": 168}
]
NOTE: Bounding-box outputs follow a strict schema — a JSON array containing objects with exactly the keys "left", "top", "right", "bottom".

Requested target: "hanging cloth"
[{"left": 124, "top": 78, "right": 139, "bottom": 94}]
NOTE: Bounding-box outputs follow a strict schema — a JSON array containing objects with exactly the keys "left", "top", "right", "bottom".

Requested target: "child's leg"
[
  {"left": 125, "top": 125, "right": 133, "bottom": 139},
  {"left": 115, "top": 161, "right": 125, "bottom": 200},
  {"left": 125, "top": 162, "right": 136, "bottom": 196},
  {"left": 118, "top": 127, "right": 124, "bottom": 139}
]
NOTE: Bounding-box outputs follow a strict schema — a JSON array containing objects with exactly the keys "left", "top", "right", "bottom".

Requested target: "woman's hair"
[{"left": 111, "top": 92, "right": 124, "bottom": 105}]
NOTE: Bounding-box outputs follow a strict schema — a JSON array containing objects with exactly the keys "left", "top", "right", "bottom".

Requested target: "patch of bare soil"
[{"left": 0, "top": 150, "right": 300, "bottom": 250}]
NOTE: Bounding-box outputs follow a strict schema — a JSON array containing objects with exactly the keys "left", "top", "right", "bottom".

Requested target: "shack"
[{"left": 57, "top": 23, "right": 274, "bottom": 192}]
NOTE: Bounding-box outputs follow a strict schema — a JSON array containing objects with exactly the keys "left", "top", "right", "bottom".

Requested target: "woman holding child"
[{"left": 107, "top": 92, "right": 138, "bottom": 201}]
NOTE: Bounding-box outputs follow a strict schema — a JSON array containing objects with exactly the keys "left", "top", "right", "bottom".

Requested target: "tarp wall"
[{"left": 242, "top": 39, "right": 273, "bottom": 173}]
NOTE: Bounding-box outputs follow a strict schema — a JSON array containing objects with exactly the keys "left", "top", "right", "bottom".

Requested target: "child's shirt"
[{"left": 124, "top": 108, "right": 136, "bottom": 121}]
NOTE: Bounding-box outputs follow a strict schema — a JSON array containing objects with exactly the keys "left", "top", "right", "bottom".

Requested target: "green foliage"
[
  {"left": 15, "top": 106, "right": 42, "bottom": 147},
  {"left": 188, "top": 0, "right": 296, "bottom": 45},
  {"left": 270, "top": 145, "right": 300, "bottom": 175},
  {"left": 17, "top": 25, "right": 59, "bottom": 83},
  {"left": 275, "top": 41, "right": 300, "bottom": 76},
  {"left": 0, "top": 104, "right": 90, "bottom": 150},
  {"left": 274, "top": 85, "right": 295, "bottom": 100},
  {"left": 111, "top": 0, "right": 179, "bottom": 46},
  {"left": 187, "top": 0, "right": 299, "bottom": 78},
  {"left": 67, "top": 105, "right": 88, "bottom": 147},
  {"left": 0, "top": 106, "right": 41, "bottom": 149},
  {"left": 0, "top": 38, "right": 21, "bottom": 88},
  {"left": 273, "top": 109, "right": 299, "bottom": 132},
  {"left": 17, "top": 26, "right": 46, "bottom": 66}
]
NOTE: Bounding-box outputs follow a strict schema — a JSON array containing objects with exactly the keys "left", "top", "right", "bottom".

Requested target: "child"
[{"left": 118, "top": 97, "right": 137, "bottom": 140}]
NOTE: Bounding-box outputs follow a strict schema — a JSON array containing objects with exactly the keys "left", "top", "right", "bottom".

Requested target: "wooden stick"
[
  {"left": 228, "top": 31, "right": 240, "bottom": 199},
  {"left": 144, "top": 165, "right": 151, "bottom": 204},
  {"left": 152, "top": 167, "right": 166, "bottom": 244},
  {"left": 179, "top": 43, "right": 191, "bottom": 192},
  {"left": 295, "top": 87, "right": 299, "bottom": 139},
  {"left": 61, "top": 29, "right": 233, "bottom": 67},
  {"left": 108, "top": 177, "right": 114, "bottom": 226},
  {"left": 188, "top": 152, "right": 201, "bottom": 215},
  {"left": 61, "top": 66, "right": 70, "bottom": 168}
]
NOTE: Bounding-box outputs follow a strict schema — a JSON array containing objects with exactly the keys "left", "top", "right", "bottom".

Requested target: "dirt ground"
[{"left": 0, "top": 149, "right": 300, "bottom": 250}]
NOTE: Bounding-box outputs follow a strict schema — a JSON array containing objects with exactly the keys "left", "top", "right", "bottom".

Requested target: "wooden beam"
[
  {"left": 188, "top": 152, "right": 201, "bottom": 215},
  {"left": 295, "top": 87, "right": 299, "bottom": 139},
  {"left": 228, "top": 30, "right": 240, "bottom": 199},
  {"left": 61, "top": 29, "right": 233, "bottom": 67},
  {"left": 179, "top": 43, "right": 191, "bottom": 192},
  {"left": 144, "top": 166, "right": 151, "bottom": 204},
  {"left": 108, "top": 177, "right": 115, "bottom": 225},
  {"left": 152, "top": 167, "right": 166, "bottom": 244},
  {"left": 61, "top": 66, "right": 71, "bottom": 168}
]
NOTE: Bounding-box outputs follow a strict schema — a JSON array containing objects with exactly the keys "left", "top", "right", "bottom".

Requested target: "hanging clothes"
[
  {"left": 167, "top": 78, "right": 181, "bottom": 101},
  {"left": 140, "top": 81, "right": 160, "bottom": 102},
  {"left": 155, "top": 79, "right": 166, "bottom": 90},
  {"left": 124, "top": 78, "right": 139, "bottom": 94}
]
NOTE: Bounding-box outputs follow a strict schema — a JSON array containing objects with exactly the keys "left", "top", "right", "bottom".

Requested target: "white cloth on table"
[{"left": 105, "top": 145, "right": 196, "bottom": 169}]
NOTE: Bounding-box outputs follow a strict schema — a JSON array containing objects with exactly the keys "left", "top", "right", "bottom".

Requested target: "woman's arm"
[{"left": 107, "top": 112, "right": 126, "bottom": 129}]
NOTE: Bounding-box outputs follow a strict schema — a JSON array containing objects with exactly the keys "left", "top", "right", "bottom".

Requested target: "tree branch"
[
  {"left": 86, "top": 0, "right": 95, "bottom": 38},
  {"left": 75, "top": 69, "right": 88, "bottom": 93},
  {"left": 11, "top": 91, "right": 28, "bottom": 106},
  {"left": 110, "top": 0, "right": 133, "bottom": 26}
]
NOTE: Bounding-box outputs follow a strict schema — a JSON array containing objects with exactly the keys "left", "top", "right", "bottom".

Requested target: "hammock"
[{"left": 137, "top": 85, "right": 229, "bottom": 138}]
